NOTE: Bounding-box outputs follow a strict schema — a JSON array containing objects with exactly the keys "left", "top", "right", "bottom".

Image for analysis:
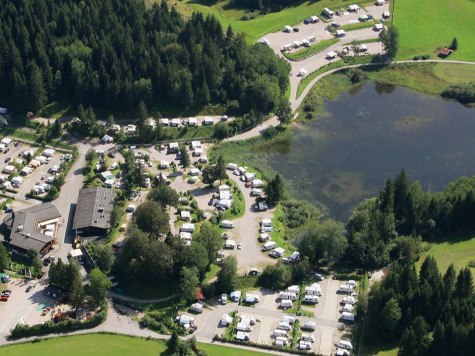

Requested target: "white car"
[
  {"left": 237, "top": 242, "right": 242, "bottom": 250},
  {"left": 221, "top": 294, "right": 227, "bottom": 305},
  {"left": 301, "top": 321, "right": 317, "bottom": 331}
]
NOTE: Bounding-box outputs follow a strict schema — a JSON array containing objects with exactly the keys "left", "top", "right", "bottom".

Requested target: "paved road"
[
  {"left": 226, "top": 172, "right": 276, "bottom": 272},
  {"left": 224, "top": 118, "right": 280, "bottom": 142}
]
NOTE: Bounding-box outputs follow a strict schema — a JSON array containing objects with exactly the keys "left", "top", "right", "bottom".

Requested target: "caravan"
[
  {"left": 220, "top": 220, "right": 235, "bottom": 229},
  {"left": 262, "top": 241, "right": 277, "bottom": 251}
]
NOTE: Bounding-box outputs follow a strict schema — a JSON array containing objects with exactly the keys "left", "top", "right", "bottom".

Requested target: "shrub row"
[
  {"left": 212, "top": 335, "right": 320, "bottom": 355},
  {"left": 9, "top": 304, "right": 107, "bottom": 339}
]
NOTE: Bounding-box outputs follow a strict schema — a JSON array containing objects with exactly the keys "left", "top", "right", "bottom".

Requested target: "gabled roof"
[
  {"left": 73, "top": 187, "right": 116, "bottom": 230},
  {"left": 4, "top": 203, "right": 61, "bottom": 252}
]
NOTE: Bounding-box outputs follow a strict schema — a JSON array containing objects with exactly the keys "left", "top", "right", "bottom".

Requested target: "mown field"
[
  {"left": 394, "top": 0, "right": 475, "bottom": 60},
  {"left": 0, "top": 334, "right": 269, "bottom": 356},
  {"left": 417, "top": 235, "right": 475, "bottom": 274}
]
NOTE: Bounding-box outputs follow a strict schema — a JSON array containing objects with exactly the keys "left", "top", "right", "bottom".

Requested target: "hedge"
[
  {"left": 212, "top": 335, "right": 320, "bottom": 355},
  {"left": 9, "top": 303, "right": 107, "bottom": 339}
]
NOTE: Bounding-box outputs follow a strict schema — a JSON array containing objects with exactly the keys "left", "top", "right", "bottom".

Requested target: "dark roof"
[
  {"left": 4, "top": 203, "right": 61, "bottom": 253},
  {"left": 73, "top": 187, "right": 116, "bottom": 230}
]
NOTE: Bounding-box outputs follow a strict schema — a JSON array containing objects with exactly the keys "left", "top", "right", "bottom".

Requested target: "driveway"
[{"left": 226, "top": 172, "right": 275, "bottom": 272}]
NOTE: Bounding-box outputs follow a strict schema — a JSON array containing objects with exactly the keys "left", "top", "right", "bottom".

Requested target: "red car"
[{"left": 0, "top": 295, "right": 9, "bottom": 302}]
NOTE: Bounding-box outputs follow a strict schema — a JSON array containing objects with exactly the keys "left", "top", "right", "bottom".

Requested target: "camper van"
[
  {"left": 277, "top": 322, "right": 292, "bottom": 331},
  {"left": 280, "top": 299, "right": 293, "bottom": 309},
  {"left": 337, "top": 340, "right": 353, "bottom": 350},
  {"left": 270, "top": 247, "right": 285, "bottom": 258},
  {"left": 224, "top": 240, "right": 236, "bottom": 249},
  {"left": 220, "top": 220, "right": 235, "bottom": 229},
  {"left": 322, "top": 7, "right": 334, "bottom": 18},
  {"left": 303, "top": 295, "right": 320, "bottom": 304},
  {"left": 262, "top": 241, "right": 277, "bottom": 251},
  {"left": 275, "top": 337, "right": 289, "bottom": 347},
  {"left": 340, "top": 312, "right": 355, "bottom": 322},
  {"left": 279, "top": 291, "right": 298, "bottom": 301},
  {"left": 236, "top": 322, "right": 252, "bottom": 332},
  {"left": 289, "top": 251, "right": 300, "bottom": 263},
  {"left": 260, "top": 218, "right": 272, "bottom": 227},
  {"left": 273, "top": 329, "right": 288, "bottom": 338},
  {"left": 189, "top": 303, "right": 203, "bottom": 313},
  {"left": 339, "top": 284, "right": 355, "bottom": 293}
]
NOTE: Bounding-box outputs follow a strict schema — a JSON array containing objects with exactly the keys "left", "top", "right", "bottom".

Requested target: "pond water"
[{"left": 267, "top": 82, "right": 475, "bottom": 220}]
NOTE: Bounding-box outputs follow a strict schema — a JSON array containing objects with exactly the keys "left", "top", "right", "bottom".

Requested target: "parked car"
[
  {"left": 220, "top": 294, "right": 227, "bottom": 305},
  {"left": 26, "top": 286, "right": 33, "bottom": 293},
  {"left": 4, "top": 157, "right": 11, "bottom": 163},
  {"left": 237, "top": 242, "right": 242, "bottom": 250},
  {"left": 314, "top": 273, "right": 325, "bottom": 281},
  {"left": 293, "top": 27, "right": 300, "bottom": 32},
  {"left": 249, "top": 268, "right": 261, "bottom": 276}
]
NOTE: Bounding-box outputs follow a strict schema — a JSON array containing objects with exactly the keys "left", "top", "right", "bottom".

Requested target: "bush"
[{"left": 442, "top": 83, "right": 475, "bottom": 104}]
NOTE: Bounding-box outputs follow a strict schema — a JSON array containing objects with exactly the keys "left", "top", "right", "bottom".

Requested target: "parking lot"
[
  {"left": 0, "top": 140, "right": 66, "bottom": 202},
  {"left": 265, "top": 3, "right": 390, "bottom": 56},
  {"left": 192, "top": 277, "right": 351, "bottom": 355},
  {"left": 0, "top": 278, "right": 54, "bottom": 336}
]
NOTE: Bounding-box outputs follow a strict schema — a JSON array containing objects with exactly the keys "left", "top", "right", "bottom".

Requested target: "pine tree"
[
  {"left": 180, "top": 146, "right": 191, "bottom": 168},
  {"left": 379, "top": 178, "right": 394, "bottom": 212},
  {"left": 27, "top": 61, "right": 47, "bottom": 112},
  {"left": 453, "top": 267, "right": 474, "bottom": 299}
]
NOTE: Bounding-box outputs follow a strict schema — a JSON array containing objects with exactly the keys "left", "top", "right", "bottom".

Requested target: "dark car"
[
  {"left": 26, "top": 286, "right": 33, "bottom": 293},
  {"left": 331, "top": 22, "right": 341, "bottom": 28},
  {"left": 293, "top": 27, "right": 300, "bottom": 32},
  {"left": 303, "top": 18, "right": 311, "bottom": 24},
  {"left": 4, "top": 157, "right": 11, "bottom": 163},
  {"left": 108, "top": 152, "right": 116, "bottom": 158}
]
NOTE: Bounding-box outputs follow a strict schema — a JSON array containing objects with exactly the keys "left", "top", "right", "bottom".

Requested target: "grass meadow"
[
  {"left": 393, "top": 0, "right": 475, "bottom": 60},
  {"left": 0, "top": 334, "right": 269, "bottom": 356}
]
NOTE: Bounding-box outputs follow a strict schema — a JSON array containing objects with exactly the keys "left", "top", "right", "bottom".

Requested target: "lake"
[{"left": 268, "top": 82, "right": 475, "bottom": 220}]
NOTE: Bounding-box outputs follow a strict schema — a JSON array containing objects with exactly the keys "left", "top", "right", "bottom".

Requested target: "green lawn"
[
  {"left": 283, "top": 38, "right": 339, "bottom": 61},
  {"left": 159, "top": 0, "right": 375, "bottom": 42},
  {"left": 0, "top": 334, "right": 269, "bottom": 356},
  {"left": 417, "top": 235, "right": 475, "bottom": 273},
  {"left": 394, "top": 0, "right": 475, "bottom": 60},
  {"left": 433, "top": 63, "right": 475, "bottom": 83}
]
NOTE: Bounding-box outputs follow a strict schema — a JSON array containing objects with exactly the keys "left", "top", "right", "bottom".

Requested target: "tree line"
[
  {"left": 364, "top": 257, "right": 475, "bottom": 356},
  {"left": 346, "top": 170, "right": 475, "bottom": 269},
  {"left": 0, "top": 0, "right": 289, "bottom": 115}
]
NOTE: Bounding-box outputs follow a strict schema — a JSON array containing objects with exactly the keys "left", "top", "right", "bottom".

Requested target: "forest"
[
  {"left": 346, "top": 170, "right": 475, "bottom": 269},
  {"left": 0, "top": 0, "right": 290, "bottom": 116},
  {"left": 364, "top": 257, "right": 475, "bottom": 356}
]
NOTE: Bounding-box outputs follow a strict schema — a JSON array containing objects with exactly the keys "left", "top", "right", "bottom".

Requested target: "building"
[
  {"left": 3, "top": 203, "right": 61, "bottom": 256},
  {"left": 73, "top": 187, "right": 116, "bottom": 238}
]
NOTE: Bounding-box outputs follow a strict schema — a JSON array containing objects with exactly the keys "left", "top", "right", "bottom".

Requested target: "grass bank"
[
  {"left": 394, "top": 0, "right": 475, "bottom": 61},
  {"left": 296, "top": 55, "right": 378, "bottom": 98},
  {"left": 0, "top": 333, "right": 270, "bottom": 356},
  {"left": 283, "top": 38, "right": 339, "bottom": 61}
]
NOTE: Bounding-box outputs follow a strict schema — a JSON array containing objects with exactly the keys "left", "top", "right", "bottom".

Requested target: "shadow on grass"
[{"left": 427, "top": 233, "right": 475, "bottom": 245}]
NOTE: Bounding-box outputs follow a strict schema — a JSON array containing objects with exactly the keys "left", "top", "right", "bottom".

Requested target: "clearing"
[
  {"left": 394, "top": 0, "right": 475, "bottom": 60},
  {"left": 417, "top": 235, "right": 475, "bottom": 273},
  {"left": 0, "top": 333, "right": 269, "bottom": 356}
]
